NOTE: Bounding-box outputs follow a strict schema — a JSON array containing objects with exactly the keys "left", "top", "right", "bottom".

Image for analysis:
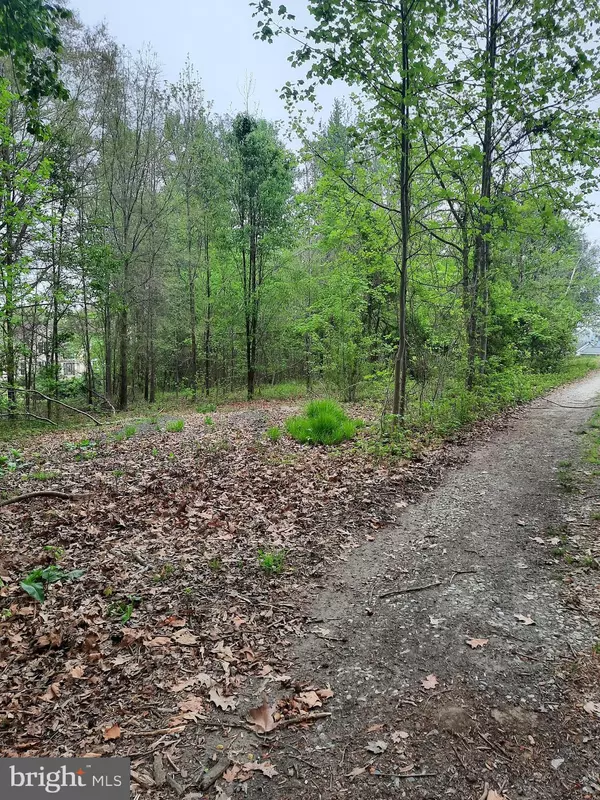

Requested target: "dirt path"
[{"left": 262, "top": 373, "right": 600, "bottom": 799}]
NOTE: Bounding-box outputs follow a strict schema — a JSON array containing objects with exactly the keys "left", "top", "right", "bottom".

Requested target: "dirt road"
[{"left": 264, "top": 373, "right": 600, "bottom": 799}]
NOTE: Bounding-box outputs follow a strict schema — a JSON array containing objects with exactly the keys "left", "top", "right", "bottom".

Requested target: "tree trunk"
[{"left": 392, "top": 0, "right": 411, "bottom": 424}]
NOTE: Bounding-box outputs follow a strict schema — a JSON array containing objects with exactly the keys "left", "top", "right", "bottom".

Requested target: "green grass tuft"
[
  {"left": 286, "top": 399, "right": 360, "bottom": 445},
  {"left": 166, "top": 419, "right": 185, "bottom": 433}
]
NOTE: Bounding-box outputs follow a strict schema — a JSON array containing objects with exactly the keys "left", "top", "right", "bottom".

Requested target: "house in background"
[{"left": 576, "top": 328, "right": 600, "bottom": 355}]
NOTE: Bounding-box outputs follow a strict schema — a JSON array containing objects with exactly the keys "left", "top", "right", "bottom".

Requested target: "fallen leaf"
[
  {"left": 466, "top": 638, "right": 489, "bottom": 649},
  {"left": 247, "top": 699, "right": 278, "bottom": 733},
  {"left": 365, "top": 741, "right": 388, "bottom": 754},
  {"left": 70, "top": 665, "right": 85, "bottom": 679},
  {"left": 429, "top": 616, "right": 444, "bottom": 627},
  {"left": 103, "top": 723, "right": 121, "bottom": 741},
  {"left": 514, "top": 614, "right": 535, "bottom": 626},
  {"left": 223, "top": 765, "right": 242, "bottom": 783},
  {"left": 487, "top": 791, "right": 507, "bottom": 800},
  {"left": 208, "top": 686, "right": 237, "bottom": 711},
  {"left": 347, "top": 767, "right": 366, "bottom": 778},
  {"left": 179, "top": 695, "right": 205, "bottom": 713},
  {"left": 40, "top": 683, "right": 61, "bottom": 702},
  {"left": 145, "top": 636, "right": 171, "bottom": 648},
  {"left": 172, "top": 629, "right": 198, "bottom": 645},
  {"left": 367, "top": 723, "right": 385, "bottom": 733},
  {"left": 297, "top": 690, "right": 322, "bottom": 709},
  {"left": 551, "top": 758, "right": 564, "bottom": 770},
  {"left": 317, "top": 687, "right": 334, "bottom": 700},
  {"left": 421, "top": 674, "right": 438, "bottom": 690},
  {"left": 164, "top": 616, "right": 186, "bottom": 627},
  {"left": 584, "top": 701, "right": 600, "bottom": 717},
  {"left": 242, "top": 762, "right": 278, "bottom": 778},
  {"left": 390, "top": 730, "right": 409, "bottom": 742}
]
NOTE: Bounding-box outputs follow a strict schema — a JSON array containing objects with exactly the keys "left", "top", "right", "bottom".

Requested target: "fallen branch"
[
  {"left": 276, "top": 711, "right": 332, "bottom": 729},
  {"left": 0, "top": 411, "right": 57, "bottom": 426},
  {"left": 0, "top": 491, "right": 84, "bottom": 509},
  {"left": 0, "top": 385, "right": 103, "bottom": 426},
  {"left": 199, "top": 759, "right": 232, "bottom": 791},
  {"left": 380, "top": 580, "right": 441, "bottom": 599}
]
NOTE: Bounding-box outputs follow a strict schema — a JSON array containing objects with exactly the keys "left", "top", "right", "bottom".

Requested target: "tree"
[{"left": 226, "top": 113, "right": 293, "bottom": 400}]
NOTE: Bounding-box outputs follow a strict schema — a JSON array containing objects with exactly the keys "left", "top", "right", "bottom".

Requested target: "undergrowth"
[{"left": 286, "top": 399, "right": 361, "bottom": 445}]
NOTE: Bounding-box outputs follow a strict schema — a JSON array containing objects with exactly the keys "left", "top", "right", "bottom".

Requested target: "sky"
[{"left": 71, "top": 0, "right": 600, "bottom": 243}]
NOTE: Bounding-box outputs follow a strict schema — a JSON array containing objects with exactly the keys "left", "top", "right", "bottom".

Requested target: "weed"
[
  {"left": 153, "top": 563, "right": 175, "bottom": 582},
  {"left": 124, "top": 425, "right": 137, "bottom": 438},
  {"left": 151, "top": 447, "right": 159, "bottom": 457},
  {"left": 258, "top": 549, "right": 285, "bottom": 575},
  {"left": 112, "top": 469, "right": 124, "bottom": 478},
  {"left": 197, "top": 402, "right": 217, "bottom": 413},
  {"left": 20, "top": 565, "right": 84, "bottom": 603},
  {"left": 591, "top": 511, "right": 600, "bottom": 521},
  {"left": 582, "top": 556, "right": 599, "bottom": 569},
  {"left": 557, "top": 465, "right": 577, "bottom": 493},
  {"left": 43, "top": 545, "right": 64, "bottom": 562},
  {"left": 1, "top": 608, "right": 12, "bottom": 621},
  {"left": 204, "top": 416, "right": 214, "bottom": 426},
  {"left": 65, "top": 438, "right": 97, "bottom": 461},
  {"left": 0, "top": 449, "right": 23, "bottom": 476},
  {"left": 208, "top": 557, "right": 222, "bottom": 572},
  {"left": 108, "top": 596, "right": 140, "bottom": 623},
  {"left": 166, "top": 419, "right": 185, "bottom": 433},
  {"left": 286, "top": 399, "right": 360, "bottom": 446},
  {"left": 552, "top": 547, "right": 565, "bottom": 557},
  {"left": 26, "top": 471, "right": 59, "bottom": 481},
  {"left": 593, "top": 642, "right": 600, "bottom": 655},
  {"left": 266, "top": 426, "right": 282, "bottom": 442}
]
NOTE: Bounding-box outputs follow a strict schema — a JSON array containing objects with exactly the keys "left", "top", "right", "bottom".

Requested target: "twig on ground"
[
  {"left": 199, "top": 758, "right": 232, "bottom": 791},
  {"left": 380, "top": 580, "right": 441, "bottom": 599},
  {"left": 449, "top": 569, "right": 477, "bottom": 584},
  {"left": 0, "top": 491, "right": 85, "bottom": 509},
  {"left": 276, "top": 712, "right": 332, "bottom": 729}
]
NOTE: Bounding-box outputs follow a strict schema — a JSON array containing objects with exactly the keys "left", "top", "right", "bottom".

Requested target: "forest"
[{"left": 1, "top": 0, "right": 600, "bottom": 435}]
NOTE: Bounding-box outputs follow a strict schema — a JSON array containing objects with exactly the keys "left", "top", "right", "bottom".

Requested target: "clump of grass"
[
  {"left": 197, "top": 402, "right": 217, "bottom": 413},
  {"left": 26, "top": 470, "right": 59, "bottom": 481},
  {"left": 124, "top": 425, "right": 137, "bottom": 438},
  {"left": 208, "top": 556, "right": 223, "bottom": 572},
  {"left": 166, "top": 419, "right": 185, "bottom": 433},
  {"left": 266, "top": 426, "right": 282, "bottom": 442},
  {"left": 258, "top": 549, "right": 285, "bottom": 575},
  {"left": 286, "top": 399, "right": 360, "bottom": 446},
  {"left": 205, "top": 416, "right": 214, "bottom": 426}
]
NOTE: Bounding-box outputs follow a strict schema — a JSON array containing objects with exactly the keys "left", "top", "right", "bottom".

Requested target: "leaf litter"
[{"left": 0, "top": 403, "right": 427, "bottom": 785}]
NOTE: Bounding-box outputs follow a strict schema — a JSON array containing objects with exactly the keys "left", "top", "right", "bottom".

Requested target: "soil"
[{"left": 257, "top": 374, "right": 600, "bottom": 800}]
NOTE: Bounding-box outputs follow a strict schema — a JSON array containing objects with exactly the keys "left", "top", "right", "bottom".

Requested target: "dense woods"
[{"left": 1, "top": 0, "right": 600, "bottom": 430}]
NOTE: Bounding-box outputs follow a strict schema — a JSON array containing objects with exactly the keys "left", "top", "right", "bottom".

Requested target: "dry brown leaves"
[{"left": 0, "top": 402, "right": 438, "bottom": 760}]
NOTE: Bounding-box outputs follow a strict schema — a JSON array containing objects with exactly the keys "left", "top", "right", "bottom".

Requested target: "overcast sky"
[{"left": 71, "top": 0, "right": 600, "bottom": 242}]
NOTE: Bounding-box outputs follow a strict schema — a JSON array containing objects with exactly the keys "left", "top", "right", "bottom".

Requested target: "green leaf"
[{"left": 20, "top": 580, "right": 45, "bottom": 603}]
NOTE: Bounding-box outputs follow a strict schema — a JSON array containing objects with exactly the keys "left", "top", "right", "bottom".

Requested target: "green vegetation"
[
  {"left": 258, "top": 549, "right": 286, "bottom": 575},
  {"left": 286, "top": 400, "right": 361, "bottom": 446},
  {"left": 0, "top": 1, "right": 599, "bottom": 448},
  {"left": 266, "top": 426, "right": 282, "bottom": 442},
  {"left": 166, "top": 420, "right": 185, "bottom": 433},
  {"left": 0, "top": 449, "right": 23, "bottom": 476},
  {"left": 20, "top": 565, "right": 84, "bottom": 604},
  {"left": 26, "top": 470, "right": 59, "bottom": 481}
]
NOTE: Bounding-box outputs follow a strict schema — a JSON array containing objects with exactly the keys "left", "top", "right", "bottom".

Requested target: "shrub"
[
  {"left": 286, "top": 399, "right": 360, "bottom": 445},
  {"left": 266, "top": 426, "right": 282, "bottom": 442},
  {"left": 166, "top": 419, "right": 185, "bottom": 432}
]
